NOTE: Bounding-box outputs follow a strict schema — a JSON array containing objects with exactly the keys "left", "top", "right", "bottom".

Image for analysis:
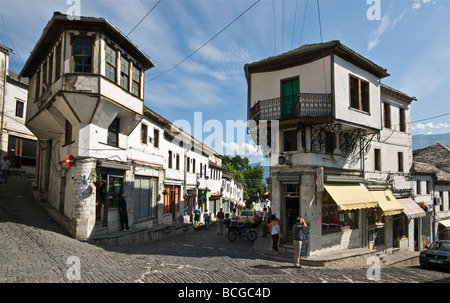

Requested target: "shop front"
[
  {"left": 95, "top": 161, "right": 130, "bottom": 233},
  {"left": 163, "top": 183, "right": 181, "bottom": 224},
  {"left": 438, "top": 219, "right": 450, "bottom": 240},
  {"left": 397, "top": 198, "right": 427, "bottom": 250},
  {"left": 369, "top": 190, "right": 404, "bottom": 250},
  {"left": 320, "top": 183, "right": 379, "bottom": 253}
]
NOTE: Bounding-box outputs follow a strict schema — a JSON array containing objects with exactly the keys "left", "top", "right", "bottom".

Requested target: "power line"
[
  {"left": 126, "top": 0, "right": 162, "bottom": 37},
  {"left": 316, "top": 0, "right": 328, "bottom": 93},
  {"left": 272, "top": 0, "right": 277, "bottom": 54},
  {"left": 410, "top": 112, "right": 450, "bottom": 125},
  {"left": 291, "top": 0, "right": 299, "bottom": 49},
  {"left": 147, "top": 0, "right": 261, "bottom": 83},
  {"left": 299, "top": 0, "right": 309, "bottom": 45}
]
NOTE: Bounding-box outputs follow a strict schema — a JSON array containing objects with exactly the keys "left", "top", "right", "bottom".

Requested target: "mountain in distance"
[{"left": 412, "top": 132, "right": 450, "bottom": 150}]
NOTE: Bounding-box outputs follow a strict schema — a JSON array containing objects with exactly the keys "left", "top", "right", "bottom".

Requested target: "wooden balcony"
[{"left": 249, "top": 93, "right": 333, "bottom": 124}]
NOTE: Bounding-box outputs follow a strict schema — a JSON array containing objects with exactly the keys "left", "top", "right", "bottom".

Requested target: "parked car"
[
  {"left": 419, "top": 240, "right": 450, "bottom": 271},
  {"left": 238, "top": 210, "right": 258, "bottom": 226}
]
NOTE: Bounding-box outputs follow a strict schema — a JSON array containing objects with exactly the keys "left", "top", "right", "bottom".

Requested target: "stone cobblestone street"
[{"left": 1, "top": 177, "right": 449, "bottom": 285}]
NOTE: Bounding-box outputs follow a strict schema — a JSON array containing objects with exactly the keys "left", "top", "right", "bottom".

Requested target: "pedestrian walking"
[
  {"left": 293, "top": 217, "right": 307, "bottom": 268},
  {"left": 269, "top": 215, "right": 280, "bottom": 254},
  {"left": 261, "top": 207, "right": 269, "bottom": 237},
  {"left": 230, "top": 208, "right": 238, "bottom": 227},
  {"left": 216, "top": 208, "right": 225, "bottom": 235},
  {"left": 203, "top": 210, "right": 210, "bottom": 230},
  {"left": 194, "top": 206, "right": 201, "bottom": 226},
  {"left": 118, "top": 195, "right": 129, "bottom": 231},
  {"left": 0, "top": 156, "right": 11, "bottom": 184}
]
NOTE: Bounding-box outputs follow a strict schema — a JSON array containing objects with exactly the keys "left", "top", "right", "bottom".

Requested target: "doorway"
[
  {"left": 282, "top": 183, "right": 300, "bottom": 237},
  {"left": 163, "top": 185, "right": 180, "bottom": 220},
  {"left": 95, "top": 171, "right": 124, "bottom": 227}
]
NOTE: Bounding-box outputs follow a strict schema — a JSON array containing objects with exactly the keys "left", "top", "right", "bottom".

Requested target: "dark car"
[{"left": 419, "top": 240, "right": 450, "bottom": 271}]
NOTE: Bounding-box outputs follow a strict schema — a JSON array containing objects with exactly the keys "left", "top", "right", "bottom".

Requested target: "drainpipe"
[
  {"left": 1, "top": 52, "right": 10, "bottom": 158},
  {"left": 361, "top": 133, "right": 365, "bottom": 181}
]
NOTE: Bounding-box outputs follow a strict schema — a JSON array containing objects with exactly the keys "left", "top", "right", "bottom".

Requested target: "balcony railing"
[{"left": 250, "top": 93, "right": 332, "bottom": 122}]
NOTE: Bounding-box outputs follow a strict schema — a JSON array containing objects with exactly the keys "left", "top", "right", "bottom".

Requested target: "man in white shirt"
[{"left": 230, "top": 208, "right": 238, "bottom": 226}]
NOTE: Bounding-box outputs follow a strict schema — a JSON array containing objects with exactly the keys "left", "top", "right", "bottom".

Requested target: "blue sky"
[{"left": 1, "top": 0, "right": 449, "bottom": 163}]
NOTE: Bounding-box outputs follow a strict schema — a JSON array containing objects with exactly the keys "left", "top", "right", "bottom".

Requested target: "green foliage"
[{"left": 223, "top": 155, "right": 267, "bottom": 208}]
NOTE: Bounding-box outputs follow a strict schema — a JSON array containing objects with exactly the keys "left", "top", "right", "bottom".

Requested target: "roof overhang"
[
  {"left": 20, "top": 12, "right": 155, "bottom": 78},
  {"left": 244, "top": 40, "right": 389, "bottom": 79}
]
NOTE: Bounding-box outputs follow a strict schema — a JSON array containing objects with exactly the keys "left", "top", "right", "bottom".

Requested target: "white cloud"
[
  {"left": 412, "top": 122, "right": 450, "bottom": 132},
  {"left": 412, "top": 0, "right": 433, "bottom": 10},
  {"left": 220, "top": 140, "right": 263, "bottom": 157},
  {"left": 368, "top": 10, "right": 406, "bottom": 51}
]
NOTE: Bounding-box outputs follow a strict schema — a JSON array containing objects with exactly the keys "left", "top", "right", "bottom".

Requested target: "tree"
[{"left": 223, "top": 155, "right": 267, "bottom": 208}]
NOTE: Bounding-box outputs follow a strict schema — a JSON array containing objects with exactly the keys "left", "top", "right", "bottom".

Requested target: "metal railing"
[{"left": 250, "top": 93, "right": 332, "bottom": 121}]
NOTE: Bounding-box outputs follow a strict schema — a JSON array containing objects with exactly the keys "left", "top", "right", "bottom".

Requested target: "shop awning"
[
  {"left": 324, "top": 183, "right": 379, "bottom": 211},
  {"left": 397, "top": 198, "right": 426, "bottom": 219},
  {"left": 438, "top": 219, "right": 450, "bottom": 228},
  {"left": 370, "top": 190, "right": 404, "bottom": 216}
]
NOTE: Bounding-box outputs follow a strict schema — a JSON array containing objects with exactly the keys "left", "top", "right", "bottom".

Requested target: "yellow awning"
[
  {"left": 370, "top": 190, "right": 404, "bottom": 216},
  {"left": 324, "top": 183, "right": 379, "bottom": 211}
]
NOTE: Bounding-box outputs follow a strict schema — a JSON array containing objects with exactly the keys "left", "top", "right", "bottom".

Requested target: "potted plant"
[
  {"left": 93, "top": 174, "right": 106, "bottom": 187},
  {"left": 162, "top": 189, "right": 169, "bottom": 195}
]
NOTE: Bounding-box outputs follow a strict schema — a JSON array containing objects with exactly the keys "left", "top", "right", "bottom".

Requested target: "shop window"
[
  {"left": 134, "top": 176, "right": 157, "bottom": 221},
  {"left": 321, "top": 192, "right": 358, "bottom": 234}
]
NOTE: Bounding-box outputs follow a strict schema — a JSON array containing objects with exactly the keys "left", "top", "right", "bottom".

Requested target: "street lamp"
[{"left": 278, "top": 153, "right": 290, "bottom": 165}]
